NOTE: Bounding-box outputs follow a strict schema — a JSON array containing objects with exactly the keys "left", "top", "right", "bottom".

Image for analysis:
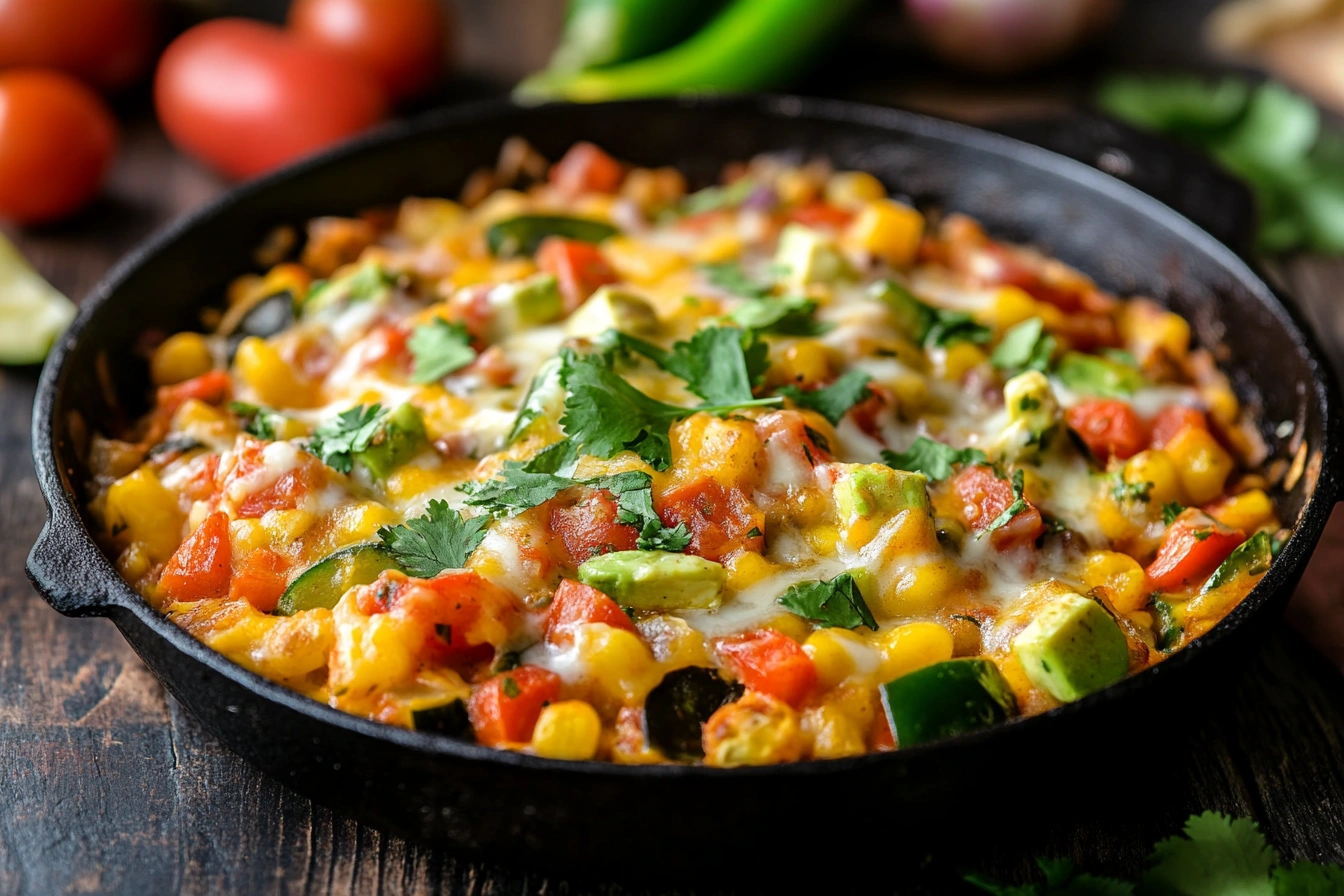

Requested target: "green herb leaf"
[
  {"left": 777, "top": 572, "right": 876, "bottom": 630},
  {"left": 304, "top": 262, "right": 395, "bottom": 313},
  {"left": 981, "top": 469, "right": 1028, "bottom": 537},
  {"left": 927, "top": 311, "right": 992, "bottom": 349},
  {"left": 699, "top": 260, "right": 781, "bottom": 298},
  {"left": 486, "top": 214, "right": 618, "bottom": 257},
  {"left": 408, "top": 318, "right": 476, "bottom": 383},
  {"left": 501, "top": 676, "right": 521, "bottom": 698},
  {"left": 882, "top": 436, "right": 987, "bottom": 481},
  {"left": 1096, "top": 77, "right": 1251, "bottom": 138},
  {"left": 308, "top": 404, "right": 386, "bottom": 474},
  {"left": 604, "top": 471, "right": 692, "bottom": 552},
  {"left": 602, "top": 326, "right": 769, "bottom": 406},
  {"left": 1110, "top": 476, "right": 1153, "bottom": 504},
  {"left": 1272, "top": 862, "right": 1344, "bottom": 896},
  {"left": 1162, "top": 502, "right": 1186, "bottom": 526},
  {"left": 1142, "top": 812, "right": 1278, "bottom": 896},
  {"left": 376, "top": 499, "right": 489, "bottom": 577},
  {"left": 729, "top": 295, "right": 833, "bottom": 336},
  {"left": 229, "top": 401, "right": 286, "bottom": 441},
  {"left": 1056, "top": 352, "right": 1143, "bottom": 398},
  {"left": 778, "top": 369, "right": 873, "bottom": 425},
  {"left": 992, "top": 317, "right": 1056, "bottom": 374},
  {"left": 679, "top": 178, "right": 756, "bottom": 216}
]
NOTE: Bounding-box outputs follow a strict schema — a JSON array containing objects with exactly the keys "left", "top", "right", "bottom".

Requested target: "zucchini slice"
[
  {"left": 486, "top": 214, "right": 618, "bottom": 257},
  {"left": 275, "top": 543, "right": 404, "bottom": 615},
  {"left": 643, "top": 666, "right": 743, "bottom": 761},
  {"left": 880, "top": 658, "right": 1018, "bottom": 748}
]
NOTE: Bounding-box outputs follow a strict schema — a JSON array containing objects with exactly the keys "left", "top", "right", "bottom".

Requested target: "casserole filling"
[{"left": 87, "top": 141, "right": 1287, "bottom": 764}]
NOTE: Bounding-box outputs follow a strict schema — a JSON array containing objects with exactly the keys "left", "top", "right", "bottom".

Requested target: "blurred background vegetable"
[
  {"left": 0, "top": 0, "right": 159, "bottom": 92},
  {"left": 904, "top": 0, "right": 1119, "bottom": 74},
  {"left": 0, "top": 232, "right": 75, "bottom": 365},
  {"left": 546, "top": 0, "right": 727, "bottom": 73}
]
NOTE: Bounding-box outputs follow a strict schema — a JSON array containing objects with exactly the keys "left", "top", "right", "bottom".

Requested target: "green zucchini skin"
[
  {"left": 485, "top": 215, "right": 619, "bottom": 258},
  {"left": 274, "top": 543, "right": 404, "bottom": 616},
  {"left": 1150, "top": 596, "right": 1183, "bottom": 652},
  {"left": 880, "top": 658, "right": 1018, "bottom": 748},
  {"left": 1201, "top": 531, "right": 1272, "bottom": 594}
]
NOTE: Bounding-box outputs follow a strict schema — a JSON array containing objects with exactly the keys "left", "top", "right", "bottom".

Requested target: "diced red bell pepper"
[
  {"left": 468, "top": 665, "right": 563, "bottom": 747},
  {"left": 787, "top": 201, "right": 853, "bottom": 230},
  {"left": 159, "top": 510, "right": 232, "bottom": 602},
  {"left": 358, "top": 568, "right": 520, "bottom": 666},
  {"left": 951, "top": 464, "right": 1046, "bottom": 550},
  {"left": 537, "top": 237, "right": 617, "bottom": 313},
  {"left": 655, "top": 478, "right": 764, "bottom": 562},
  {"left": 754, "top": 409, "right": 834, "bottom": 473},
  {"left": 1066, "top": 399, "right": 1149, "bottom": 461},
  {"left": 549, "top": 490, "right": 639, "bottom": 567},
  {"left": 229, "top": 546, "right": 288, "bottom": 613},
  {"left": 155, "top": 369, "right": 232, "bottom": 417},
  {"left": 1147, "top": 510, "right": 1245, "bottom": 592},
  {"left": 1150, "top": 405, "right": 1208, "bottom": 450},
  {"left": 715, "top": 628, "right": 816, "bottom": 707},
  {"left": 549, "top": 142, "right": 624, "bottom": 197},
  {"left": 545, "top": 579, "right": 636, "bottom": 646}
]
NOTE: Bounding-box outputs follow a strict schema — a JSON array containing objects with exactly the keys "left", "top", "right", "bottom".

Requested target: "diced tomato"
[
  {"left": 656, "top": 478, "right": 764, "bottom": 562},
  {"left": 549, "top": 490, "right": 639, "bottom": 567},
  {"left": 715, "top": 629, "right": 816, "bottom": 707},
  {"left": 537, "top": 237, "right": 617, "bottom": 313},
  {"left": 468, "top": 665, "right": 563, "bottom": 747},
  {"left": 847, "top": 384, "right": 893, "bottom": 444},
  {"left": 1147, "top": 510, "right": 1245, "bottom": 592},
  {"left": 219, "top": 439, "right": 327, "bottom": 519},
  {"left": 754, "top": 409, "right": 834, "bottom": 484},
  {"left": 549, "top": 141, "right": 624, "bottom": 197},
  {"left": 181, "top": 454, "right": 221, "bottom": 502},
  {"left": 356, "top": 568, "right": 521, "bottom": 666},
  {"left": 786, "top": 201, "right": 853, "bottom": 230},
  {"left": 470, "top": 345, "right": 516, "bottom": 388},
  {"left": 1151, "top": 405, "right": 1208, "bottom": 449},
  {"left": 972, "top": 244, "right": 1114, "bottom": 315},
  {"left": 360, "top": 322, "right": 410, "bottom": 370},
  {"left": 229, "top": 546, "right": 288, "bottom": 613},
  {"left": 545, "top": 578, "right": 635, "bottom": 646},
  {"left": 159, "top": 511, "right": 232, "bottom": 602},
  {"left": 951, "top": 464, "right": 1046, "bottom": 550},
  {"left": 1066, "top": 399, "right": 1149, "bottom": 461},
  {"left": 155, "top": 369, "right": 231, "bottom": 417}
]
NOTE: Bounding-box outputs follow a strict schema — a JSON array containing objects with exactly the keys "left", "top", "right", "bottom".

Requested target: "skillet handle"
[
  {"left": 989, "top": 113, "right": 1258, "bottom": 254},
  {"left": 27, "top": 505, "right": 119, "bottom": 618}
]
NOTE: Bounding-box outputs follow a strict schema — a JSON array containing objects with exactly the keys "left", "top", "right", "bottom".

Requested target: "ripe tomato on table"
[
  {"left": 0, "top": 0, "right": 158, "bottom": 92},
  {"left": 288, "top": 0, "right": 449, "bottom": 103}
]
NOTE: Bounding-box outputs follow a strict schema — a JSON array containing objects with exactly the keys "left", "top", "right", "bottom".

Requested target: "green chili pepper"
[
  {"left": 516, "top": 0, "right": 865, "bottom": 102},
  {"left": 549, "top": 0, "right": 728, "bottom": 72}
]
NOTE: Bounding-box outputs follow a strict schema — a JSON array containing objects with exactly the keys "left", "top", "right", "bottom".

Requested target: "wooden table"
[{"left": 6, "top": 104, "right": 1344, "bottom": 893}]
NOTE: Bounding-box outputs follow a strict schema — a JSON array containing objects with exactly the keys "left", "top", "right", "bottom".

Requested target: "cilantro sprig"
[
  {"left": 981, "top": 468, "right": 1028, "bottom": 537},
  {"left": 777, "top": 572, "right": 876, "bottom": 630},
  {"left": 376, "top": 499, "right": 490, "bottom": 577},
  {"left": 991, "top": 317, "right": 1056, "bottom": 375},
  {"left": 777, "top": 369, "right": 873, "bottom": 425},
  {"left": 698, "top": 260, "right": 782, "bottom": 298},
  {"left": 308, "top": 404, "right": 386, "bottom": 474},
  {"left": 728, "top": 295, "right": 833, "bottom": 336},
  {"left": 408, "top": 318, "right": 476, "bottom": 383},
  {"left": 603, "top": 326, "right": 769, "bottom": 406},
  {"left": 882, "top": 437, "right": 987, "bottom": 482},
  {"left": 229, "top": 401, "right": 287, "bottom": 441}
]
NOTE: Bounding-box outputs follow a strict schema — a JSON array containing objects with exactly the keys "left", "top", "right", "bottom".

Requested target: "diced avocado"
[
  {"left": 869, "top": 279, "right": 936, "bottom": 344},
  {"left": 834, "top": 463, "right": 931, "bottom": 526},
  {"left": 353, "top": 404, "right": 426, "bottom": 480},
  {"left": 577, "top": 550, "right": 725, "bottom": 611},
  {"left": 275, "top": 543, "right": 404, "bottom": 615},
  {"left": 303, "top": 263, "right": 394, "bottom": 315},
  {"left": 880, "top": 658, "right": 1018, "bottom": 747},
  {"left": 487, "top": 273, "right": 564, "bottom": 340},
  {"left": 1055, "top": 351, "right": 1143, "bottom": 398},
  {"left": 1151, "top": 595, "right": 1183, "bottom": 652},
  {"left": 411, "top": 698, "right": 472, "bottom": 737},
  {"left": 486, "top": 214, "right": 619, "bottom": 258},
  {"left": 1201, "top": 531, "right": 1272, "bottom": 594},
  {"left": 565, "top": 286, "right": 659, "bottom": 339},
  {"left": 1012, "top": 593, "right": 1129, "bottom": 703},
  {"left": 995, "top": 370, "right": 1061, "bottom": 462},
  {"left": 507, "top": 356, "right": 565, "bottom": 444},
  {"left": 775, "top": 223, "right": 852, "bottom": 286}
]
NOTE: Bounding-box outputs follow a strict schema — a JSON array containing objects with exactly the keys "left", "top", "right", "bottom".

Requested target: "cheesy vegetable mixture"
[{"left": 89, "top": 140, "right": 1287, "bottom": 764}]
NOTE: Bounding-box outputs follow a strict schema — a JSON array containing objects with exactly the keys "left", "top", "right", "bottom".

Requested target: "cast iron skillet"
[{"left": 26, "top": 96, "right": 1344, "bottom": 871}]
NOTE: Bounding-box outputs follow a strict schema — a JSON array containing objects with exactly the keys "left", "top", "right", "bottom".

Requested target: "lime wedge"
[{"left": 0, "top": 233, "right": 77, "bottom": 365}]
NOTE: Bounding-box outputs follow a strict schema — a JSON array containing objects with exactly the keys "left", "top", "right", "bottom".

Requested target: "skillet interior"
[{"left": 28, "top": 96, "right": 1343, "bottom": 869}]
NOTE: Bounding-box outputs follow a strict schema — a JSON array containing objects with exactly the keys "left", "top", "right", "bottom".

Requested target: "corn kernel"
[
  {"left": 1120, "top": 301, "right": 1190, "bottom": 361},
  {"left": 234, "top": 336, "right": 318, "bottom": 408},
  {"left": 845, "top": 199, "right": 924, "bottom": 267},
  {"left": 1210, "top": 489, "right": 1276, "bottom": 532},
  {"left": 762, "top": 612, "right": 812, "bottom": 644},
  {"left": 397, "top": 197, "right": 466, "bottom": 243},
  {"left": 689, "top": 231, "right": 744, "bottom": 264},
  {"left": 229, "top": 518, "right": 270, "bottom": 556},
  {"left": 803, "top": 702, "right": 867, "bottom": 759},
  {"left": 1083, "top": 550, "right": 1147, "bottom": 613},
  {"left": 636, "top": 616, "right": 713, "bottom": 669},
  {"left": 776, "top": 169, "right": 822, "bottom": 206},
  {"left": 703, "top": 692, "right": 804, "bottom": 767},
  {"left": 877, "top": 560, "right": 961, "bottom": 617},
  {"left": 803, "top": 629, "right": 863, "bottom": 689},
  {"left": 774, "top": 339, "right": 836, "bottom": 387},
  {"left": 260, "top": 263, "right": 312, "bottom": 301},
  {"left": 262, "top": 509, "right": 316, "bottom": 546},
  {"left": 803, "top": 524, "right": 840, "bottom": 555},
  {"left": 450, "top": 258, "right": 495, "bottom": 288},
  {"left": 1204, "top": 384, "right": 1240, "bottom": 427},
  {"left": 668, "top": 414, "right": 762, "bottom": 491},
  {"left": 889, "top": 373, "right": 929, "bottom": 415},
  {"left": 825, "top": 171, "right": 886, "bottom": 208},
  {"left": 865, "top": 509, "right": 939, "bottom": 560},
  {"left": 602, "top": 236, "right": 685, "bottom": 284},
  {"left": 472, "top": 189, "right": 529, "bottom": 225},
  {"left": 936, "top": 342, "right": 988, "bottom": 381},
  {"left": 151, "top": 333, "right": 214, "bottom": 386},
  {"left": 384, "top": 465, "right": 458, "bottom": 504},
  {"left": 577, "top": 624, "right": 661, "bottom": 711},
  {"left": 103, "top": 468, "right": 184, "bottom": 563},
  {"left": 1165, "top": 426, "right": 1235, "bottom": 505},
  {"left": 116, "top": 542, "right": 152, "bottom": 583},
  {"left": 1124, "top": 449, "right": 1185, "bottom": 506},
  {"left": 872, "top": 621, "right": 954, "bottom": 682},
  {"left": 725, "top": 551, "right": 777, "bottom": 591},
  {"left": 531, "top": 700, "right": 603, "bottom": 761},
  {"left": 975, "top": 287, "right": 1039, "bottom": 333}
]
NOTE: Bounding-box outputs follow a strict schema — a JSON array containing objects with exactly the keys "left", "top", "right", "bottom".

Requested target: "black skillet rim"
[{"left": 28, "top": 93, "right": 1344, "bottom": 780}]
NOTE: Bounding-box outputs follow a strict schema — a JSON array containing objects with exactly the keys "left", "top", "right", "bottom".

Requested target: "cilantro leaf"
[
  {"left": 927, "top": 311, "right": 992, "bottom": 349},
  {"left": 376, "top": 499, "right": 490, "bottom": 577},
  {"left": 981, "top": 469, "right": 1028, "bottom": 537},
  {"left": 308, "top": 404, "right": 386, "bottom": 474},
  {"left": 1142, "top": 812, "right": 1278, "bottom": 896},
  {"left": 992, "top": 317, "right": 1056, "bottom": 374},
  {"left": 778, "top": 369, "right": 873, "bottom": 425},
  {"left": 408, "top": 318, "right": 476, "bottom": 383},
  {"left": 699, "top": 260, "right": 779, "bottom": 298},
  {"left": 608, "top": 326, "right": 768, "bottom": 405},
  {"left": 777, "top": 572, "right": 876, "bottom": 630},
  {"left": 603, "top": 471, "right": 692, "bottom": 552},
  {"left": 728, "top": 295, "right": 833, "bottom": 336},
  {"left": 1162, "top": 502, "right": 1186, "bottom": 526},
  {"left": 229, "top": 401, "right": 286, "bottom": 441},
  {"left": 966, "top": 858, "right": 1133, "bottom": 896},
  {"left": 460, "top": 440, "right": 581, "bottom": 515},
  {"left": 679, "top": 178, "right": 756, "bottom": 216},
  {"left": 1111, "top": 476, "right": 1153, "bottom": 504},
  {"left": 1272, "top": 862, "right": 1344, "bottom": 896},
  {"left": 882, "top": 437, "right": 987, "bottom": 481}
]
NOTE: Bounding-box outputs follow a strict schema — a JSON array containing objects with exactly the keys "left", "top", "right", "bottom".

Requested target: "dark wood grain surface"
[{"left": 6, "top": 5, "right": 1344, "bottom": 888}]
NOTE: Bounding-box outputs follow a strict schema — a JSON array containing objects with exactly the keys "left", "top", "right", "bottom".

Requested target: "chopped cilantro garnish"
[
  {"left": 501, "top": 676, "right": 521, "bottom": 698},
  {"left": 1193, "top": 529, "right": 1213, "bottom": 541},
  {"left": 926, "top": 311, "right": 992, "bottom": 349},
  {"left": 882, "top": 436, "right": 987, "bottom": 481},
  {"left": 991, "top": 317, "right": 1056, "bottom": 374},
  {"left": 1111, "top": 476, "right": 1153, "bottom": 504},
  {"left": 698, "top": 260, "right": 782, "bottom": 298},
  {"left": 746, "top": 526, "right": 762, "bottom": 539},
  {"left": 1162, "top": 501, "right": 1186, "bottom": 525},
  {"left": 605, "top": 326, "right": 768, "bottom": 406},
  {"left": 229, "top": 401, "right": 286, "bottom": 441},
  {"left": 308, "top": 404, "right": 386, "bottom": 474},
  {"left": 408, "top": 318, "right": 476, "bottom": 383},
  {"left": 728, "top": 295, "right": 833, "bottom": 336},
  {"left": 777, "top": 369, "right": 873, "bottom": 425},
  {"left": 776, "top": 572, "right": 877, "bottom": 630},
  {"left": 376, "top": 499, "right": 489, "bottom": 577},
  {"left": 679, "top": 178, "right": 756, "bottom": 216},
  {"left": 981, "top": 469, "right": 1028, "bottom": 537}
]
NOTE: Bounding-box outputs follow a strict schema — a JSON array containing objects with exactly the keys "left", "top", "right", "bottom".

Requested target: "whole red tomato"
[
  {"left": 154, "top": 19, "right": 387, "bottom": 180},
  {"left": 0, "top": 70, "right": 118, "bottom": 225},
  {"left": 0, "top": 0, "right": 158, "bottom": 92},
  {"left": 288, "top": 0, "right": 448, "bottom": 103}
]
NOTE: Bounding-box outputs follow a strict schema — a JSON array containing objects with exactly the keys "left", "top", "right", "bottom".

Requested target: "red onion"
[{"left": 904, "top": 0, "right": 1118, "bottom": 74}]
